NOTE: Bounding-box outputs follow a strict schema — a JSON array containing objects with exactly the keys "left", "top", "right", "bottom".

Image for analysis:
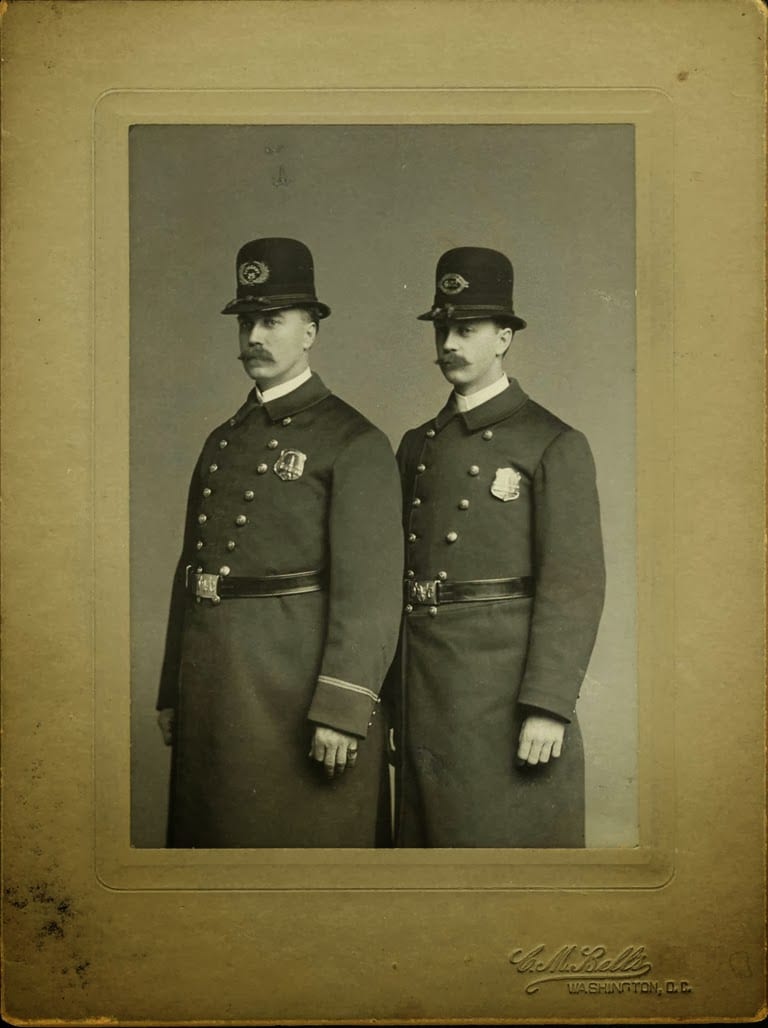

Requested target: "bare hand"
[
  {"left": 157, "top": 708, "right": 175, "bottom": 747},
  {"left": 516, "top": 715, "right": 565, "bottom": 767},
  {"left": 308, "top": 725, "right": 359, "bottom": 778}
]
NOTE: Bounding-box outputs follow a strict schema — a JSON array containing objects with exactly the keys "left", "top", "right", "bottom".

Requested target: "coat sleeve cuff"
[
  {"left": 306, "top": 674, "right": 380, "bottom": 738},
  {"left": 516, "top": 687, "right": 576, "bottom": 723}
]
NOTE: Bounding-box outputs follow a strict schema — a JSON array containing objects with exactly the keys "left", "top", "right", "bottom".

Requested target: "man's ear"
[
  {"left": 303, "top": 320, "right": 318, "bottom": 351},
  {"left": 497, "top": 326, "right": 513, "bottom": 357}
]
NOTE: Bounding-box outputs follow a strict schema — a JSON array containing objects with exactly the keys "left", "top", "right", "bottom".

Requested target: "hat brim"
[
  {"left": 417, "top": 306, "right": 526, "bottom": 331},
  {"left": 221, "top": 298, "right": 331, "bottom": 318}
]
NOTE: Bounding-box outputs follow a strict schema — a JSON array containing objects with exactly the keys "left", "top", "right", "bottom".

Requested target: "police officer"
[
  {"left": 392, "top": 247, "right": 606, "bottom": 847},
  {"left": 156, "top": 237, "right": 403, "bottom": 847}
]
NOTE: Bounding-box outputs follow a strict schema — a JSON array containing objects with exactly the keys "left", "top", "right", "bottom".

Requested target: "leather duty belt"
[
  {"left": 405, "top": 575, "right": 534, "bottom": 607},
  {"left": 186, "top": 566, "right": 326, "bottom": 604}
]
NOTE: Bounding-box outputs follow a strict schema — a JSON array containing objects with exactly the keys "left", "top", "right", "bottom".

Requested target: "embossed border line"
[{"left": 93, "top": 88, "right": 674, "bottom": 891}]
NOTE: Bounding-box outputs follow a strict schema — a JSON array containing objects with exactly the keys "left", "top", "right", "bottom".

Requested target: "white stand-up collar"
[
  {"left": 255, "top": 366, "right": 313, "bottom": 405},
  {"left": 453, "top": 374, "right": 509, "bottom": 412}
]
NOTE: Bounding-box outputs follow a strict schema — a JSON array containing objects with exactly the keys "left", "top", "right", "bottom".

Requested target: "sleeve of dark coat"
[
  {"left": 306, "top": 426, "right": 405, "bottom": 738},
  {"left": 155, "top": 460, "right": 203, "bottom": 711},
  {"left": 517, "top": 428, "right": 606, "bottom": 721}
]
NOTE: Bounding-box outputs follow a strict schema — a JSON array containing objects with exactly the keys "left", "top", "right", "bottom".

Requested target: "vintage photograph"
[
  {"left": 3, "top": 1, "right": 764, "bottom": 1023},
  {"left": 129, "top": 123, "right": 637, "bottom": 851}
]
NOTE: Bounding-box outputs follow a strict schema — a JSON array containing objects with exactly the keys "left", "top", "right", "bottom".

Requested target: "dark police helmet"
[
  {"left": 221, "top": 237, "right": 331, "bottom": 319},
  {"left": 417, "top": 247, "right": 526, "bottom": 330}
]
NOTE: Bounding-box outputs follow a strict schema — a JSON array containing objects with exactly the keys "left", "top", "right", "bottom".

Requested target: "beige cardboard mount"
[{"left": 1, "top": 1, "right": 765, "bottom": 1023}]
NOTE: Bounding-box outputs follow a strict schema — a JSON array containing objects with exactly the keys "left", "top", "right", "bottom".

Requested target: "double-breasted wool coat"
[
  {"left": 390, "top": 377, "right": 605, "bottom": 847},
  {"left": 157, "top": 373, "right": 404, "bottom": 847}
]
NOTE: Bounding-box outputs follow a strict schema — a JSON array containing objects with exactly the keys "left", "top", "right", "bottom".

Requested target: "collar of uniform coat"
[
  {"left": 262, "top": 371, "right": 331, "bottom": 421},
  {"left": 434, "top": 377, "right": 529, "bottom": 433},
  {"left": 231, "top": 372, "right": 332, "bottom": 426}
]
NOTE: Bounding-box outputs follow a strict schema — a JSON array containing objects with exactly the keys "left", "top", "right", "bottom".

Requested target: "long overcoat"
[
  {"left": 391, "top": 378, "right": 605, "bottom": 847},
  {"left": 157, "top": 373, "right": 404, "bottom": 847}
]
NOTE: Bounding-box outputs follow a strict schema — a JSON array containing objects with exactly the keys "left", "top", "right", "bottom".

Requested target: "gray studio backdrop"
[{"left": 129, "top": 123, "right": 636, "bottom": 848}]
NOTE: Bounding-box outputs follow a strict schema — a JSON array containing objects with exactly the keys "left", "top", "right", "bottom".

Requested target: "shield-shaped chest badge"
[
  {"left": 273, "top": 449, "right": 307, "bottom": 481},
  {"left": 490, "top": 466, "right": 522, "bottom": 501}
]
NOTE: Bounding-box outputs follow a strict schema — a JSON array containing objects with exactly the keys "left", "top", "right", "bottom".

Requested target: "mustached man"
[
  {"left": 391, "top": 247, "right": 605, "bottom": 847},
  {"left": 156, "top": 238, "right": 403, "bottom": 847}
]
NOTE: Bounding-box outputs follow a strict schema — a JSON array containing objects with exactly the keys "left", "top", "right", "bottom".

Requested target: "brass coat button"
[
  {"left": 482, "top": 430, "right": 493, "bottom": 440},
  {"left": 219, "top": 565, "right": 231, "bottom": 576},
  {"left": 195, "top": 540, "right": 204, "bottom": 550},
  {"left": 209, "top": 463, "right": 218, "bottom": 473},
  {"left": 219, "top": 439, "right": 228, "bottom": 449},
  {"left": 197, "top": 514, "right": 207, "bottom": 524},
  {"left": 203, "top": 487, "right": 212, "bottom": 498},
  {"left": 229, "top": 418, "right": 237, "bottom": 427},
  {"left": 416, "top": 463, "right": 426, "bottom": 473},
  {"left": 267, "top": 439, "right": 279, "bottom": 449},
  {"left": 282, "top": 417, "right": 292, "bottom": 426},
  {"left": 446, "top": 531, "right": 458, "bottom": 543},
  {"left": 426, "top": 428, "right": 436, "bottom": 438},
  {"left": 244, "top": 490, "right": 255, "bottom": 501},
  {"left": 406, "top": 570, "right": 415, "bottom": 578},
  {"left": 235, "top": 514, "right": 247, "bottom": 526},
  {"left": 437, "top": 571, "right": 447, "bottom": 581},
  {"left": 405, "top": 604, "right": 414, "bottom": 614},
  {"left": 257, "top": 463, "right": 268, "bottom": 474},
  {"left": 408, "top": 533, "right": 417, "bottom": 543},
  {"left": 428, "top": 606, "right": 438, "bottom": 617},
  {"left": 458, "top": 499, "right": 470, "bottom": 509},
  {"left": 468, "top": 465, "right": 480, "bottom": 476},
  {"left": 412, "top": 497, "right": 422, "bottom": 507},
  {"left": 226, "top": 540, "right": 236, "bottom": 551}
]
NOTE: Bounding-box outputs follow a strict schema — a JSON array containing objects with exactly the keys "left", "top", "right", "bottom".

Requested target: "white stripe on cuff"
[{"left": 317, "top": 674, "right": 379, "bottom": 703}]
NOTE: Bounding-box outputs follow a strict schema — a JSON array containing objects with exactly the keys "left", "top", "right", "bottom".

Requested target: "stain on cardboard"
[{"left": 4, "top": 880, "right": 91, "bottom": 990}]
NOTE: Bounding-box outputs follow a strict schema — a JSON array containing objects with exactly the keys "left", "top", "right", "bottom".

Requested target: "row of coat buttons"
[
  {"left": 412, "top": 497, "right": 471, "bottom": 509},
  {"left": 408, "top": 531, "right": 459, "bottom": 543},
  {"left": 424, "top": 427, "right": 493, "bottom": 441},
  {"left": 209, "top": 462, "right": 271, "bottom": 475},
  {"left": 417, "top": 463, "right": 481, "bottom": 476},
  {"left": 228, "top": 415, "right": 294, "bottom": 427},
  {"left": 216, "top": 437, "right": 280, "bottom": 452},
  {"left": 197, "top": 514, "right": 248, "bottom": 525},
  {"left": 202, "top": 488, "right": 258, "bottom": 500}
]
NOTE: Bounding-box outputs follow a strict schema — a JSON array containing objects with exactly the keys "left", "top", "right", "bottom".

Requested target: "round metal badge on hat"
[
  {"left": 439, "top": 272, "right": 470, "bottom": 295},
  {"left": 238, "top": 260, "right": 270, "bottom": 286}
]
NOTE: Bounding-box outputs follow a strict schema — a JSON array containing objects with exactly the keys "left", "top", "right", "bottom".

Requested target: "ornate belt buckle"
[
  {"left": 194, "top": 572, "right": 221, "bottom": 603},
  {"left": 408, "top": 579, "right": 440, "bottom": 605}
]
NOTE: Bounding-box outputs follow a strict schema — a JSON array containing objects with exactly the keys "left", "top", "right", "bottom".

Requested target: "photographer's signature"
[{"left": 509, "top": 944, "right": 656, "bottom": 994}]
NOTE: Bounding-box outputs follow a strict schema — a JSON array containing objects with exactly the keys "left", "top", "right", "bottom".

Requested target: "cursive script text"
[{"left": 509, "top": 944, "right": 653, "bottom": 994}]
